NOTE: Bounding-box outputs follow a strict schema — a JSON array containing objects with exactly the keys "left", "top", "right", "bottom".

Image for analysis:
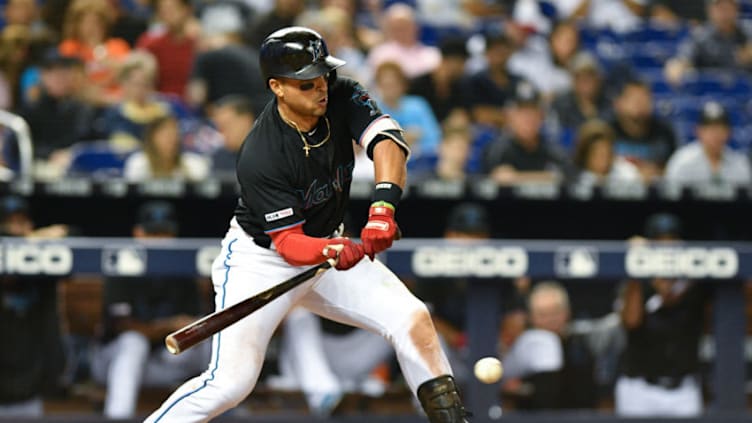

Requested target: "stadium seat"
[
  {"left": 681, "top": 71, "right": 752, "bottom": 97},
  {"left": 623, "top": 22, "right": 689, "bottom": 44},
  {"left": 67, "top": 140, "right": 135, "bottom": 178}
]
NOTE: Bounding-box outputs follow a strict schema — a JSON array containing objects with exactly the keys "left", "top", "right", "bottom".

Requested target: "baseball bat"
[{"left": 165, "top": 258, "right": 336, "bottom": 355}]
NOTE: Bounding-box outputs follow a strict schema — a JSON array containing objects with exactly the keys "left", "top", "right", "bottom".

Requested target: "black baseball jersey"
[{"left": 234, "top": 77, "right": 383, "bottom": 246}]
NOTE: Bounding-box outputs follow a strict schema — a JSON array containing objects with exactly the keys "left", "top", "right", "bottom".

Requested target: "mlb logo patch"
[{"left": 265, "top": 208, "right": 294, "bottom": 222}]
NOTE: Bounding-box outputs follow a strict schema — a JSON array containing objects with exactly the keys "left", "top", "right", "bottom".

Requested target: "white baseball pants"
[
  {"left": 144, "top": 219, "right": 452, "bottom": 423},
  {"left": 615, "top": 375, "right": 702, "bottom": 417}
]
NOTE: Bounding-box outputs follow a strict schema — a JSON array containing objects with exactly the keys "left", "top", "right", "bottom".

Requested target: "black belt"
[
  {"left": 253, "top": 236, "right": 272, "bottom": 249},
  {"left": 643, "top": 375, "right": 686, "bottom": 390}
]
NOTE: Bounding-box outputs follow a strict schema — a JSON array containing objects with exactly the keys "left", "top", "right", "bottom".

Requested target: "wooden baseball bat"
[{"left": 165, "top": 258, "right": 335, "bottom": 355}]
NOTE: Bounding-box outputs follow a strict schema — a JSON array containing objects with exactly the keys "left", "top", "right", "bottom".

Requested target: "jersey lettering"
[
  {"left": 299, "top": 179, "right": 332, "bottom": 209},
  {"left": 330, "top": 161, "right": 354, "bottom": 192},
  {"left": 298, "top": 161, "right": 354, "bottom": 209}
]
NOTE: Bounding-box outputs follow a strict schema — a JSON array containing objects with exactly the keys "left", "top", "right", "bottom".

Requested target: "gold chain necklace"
[{"left": 282, "top": 115, "right": 331, "bottom": 157}]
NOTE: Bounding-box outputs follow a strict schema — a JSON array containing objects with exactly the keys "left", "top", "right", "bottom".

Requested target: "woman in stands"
[
  {"left": 58, "top": 0, "right": 131, "bottom": 106},
  {"left": 123, "top": 113, "right": 209, "bottom": 182},
  {"left": 572, "top": 119, "right": 642, "bottom": 188}
]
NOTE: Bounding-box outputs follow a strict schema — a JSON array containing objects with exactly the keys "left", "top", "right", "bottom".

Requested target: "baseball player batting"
[{"left": 144, "top": 27, "right": 470, "bottom": 422}]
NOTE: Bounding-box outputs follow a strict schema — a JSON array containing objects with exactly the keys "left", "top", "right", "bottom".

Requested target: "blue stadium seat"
[
  {"left": 681, "top": 71, "right": 752, "bottom": 97},
  {"left": 629, "top": 52, "right": 664, "bottom": 70},
  {"left": 67, "top": 141, "right": 135, "bottom": 178},
  {"left": 623, "top": 23, "right": 689, "bottom": 44},
  {"left": 740, "top": 0, "right": 752, "bottom": 19}
]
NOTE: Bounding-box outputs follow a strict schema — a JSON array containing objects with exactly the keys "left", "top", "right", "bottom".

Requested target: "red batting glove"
[
  {"left": 361, "top": 202, "right": 399, "bottom": 260},
  {"left": 322, "top": 237, "right": 365, "bottom": 270}
]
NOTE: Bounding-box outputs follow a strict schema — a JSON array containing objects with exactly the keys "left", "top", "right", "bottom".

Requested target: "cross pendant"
[{"left": 304, "top": 145, "right": 310, "bottom": 157}]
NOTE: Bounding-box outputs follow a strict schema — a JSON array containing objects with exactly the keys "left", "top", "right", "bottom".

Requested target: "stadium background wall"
[{"left": 10, "top": 179, "right": 752, "bottom": 240}]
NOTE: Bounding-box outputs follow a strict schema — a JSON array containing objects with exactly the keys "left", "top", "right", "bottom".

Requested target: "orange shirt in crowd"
[{"left": 59, "top": 38, "right": 131, "bottom": 101}]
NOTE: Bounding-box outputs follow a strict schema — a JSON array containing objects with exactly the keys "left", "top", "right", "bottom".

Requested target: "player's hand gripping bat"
[{"left": 165, "top": 258, "right": 336, "bottom": 354}]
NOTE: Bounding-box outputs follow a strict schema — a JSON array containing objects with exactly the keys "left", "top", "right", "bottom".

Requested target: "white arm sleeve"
[{"left": 358, "top": 115, "right": 411, "bottom": 160}]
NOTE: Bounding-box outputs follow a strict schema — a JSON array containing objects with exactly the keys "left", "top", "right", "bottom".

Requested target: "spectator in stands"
[
  {"left": 58, "top": 0, "right": 132, "bottom": 106},
  {"left": 615, "top": 212, "right": 709, "bottom": 416},
  {"left": 101, "top": 51, "right": 171, "bottom": 151},
  {"left": 482, "top": 81, "right": 574, "bottom": 185},
  {"left": 512, "top": 0, "right": 582, "bottom": 35},
  {"left": 573, "top": 119, "right": 642, "bottom": 188},
  {"left": 20, "top": 48, "right": 94, "bottom": 170},
  {"left": 4, "top": 0, "right": 41, "bottom": 28},
  {"left": 186, "top": 20, "right": 269, "bottom": 116},
  {"left": 649, "top": 0, "right": 706, "bottom": 27},
  {"left": 123, "top": 113, "right": 210, "bottom": 181},
  {"left": 509, "top": 19, "right": 580, "bottom": 99},
  {"left": 90, "top": 201, "right": 211, "bottom": 419},
  {"left": 513, "top": 0, "right": 648, "bottom": 34},
  {"left": 549, "top": 51, "right": 610, "bottom": 149},
  {"left": 192, "top": 0, "right": 253, "bottom": 45},
  {"left": 108, "top": 0, "right": 149, "bottom": 48},
  {"left": 136, "top": 0, "right": 199, "bottom": 101},
  {"left": 501, "top": 281, "right": 602, "bottom": 410},
  {"left": 0, "top": 24, "right": 33, "bottom": 110},
  {"left": 295, "top": 7, "right": 368, "bottom": 82},
  {"left": 209, "top": 94, "right": 254, "bottom": 177},
  {"left": 408, "top": 36, "right": 470, "bottom": 124},
  {"left": 432, "top": 110, "right": 474, "bottom": 181},
  {"left": 3, "top": 0, "right": 53, "bottom": 56},
  {"left": 608, "top": 79, "right": 678, "bottom": 184},
  {"left": 665, "top": 0, "right": 752, "bottom": 85},
  {"left": 0, "top": 195, "right": 68, "bottom": 418},
  {"left": 366, "top": 3, "right": 441, "bottom": 80},
  {"left": 577, "top": 0, "right": 649, "bottom": 33},
  {"left": 246, "top": 0, "right": 305, "bottom": 48},
  {"left": 664, "top": 100, "right": 751, "bottom": 186},
  {"left": 463, "top": 32, "right": 522, "bottom": 130},
  {"left": 373, "top": 61, "right": 442, "bottom": 170},
  {"left": 413, "top": 0, "right": 477, "bottom": 29}
]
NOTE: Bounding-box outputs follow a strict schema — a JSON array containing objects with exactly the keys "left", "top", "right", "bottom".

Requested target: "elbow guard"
[{"left": 359, "top": 115, "right": 411, "bottom": 160}]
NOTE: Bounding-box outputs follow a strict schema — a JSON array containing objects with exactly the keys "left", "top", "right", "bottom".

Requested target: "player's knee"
[
  {"left": 406, "top": 305, "right": 440, "bottom": 350},
  {"left": 217, "top": 382, "right": 254, "bottom": 408}
]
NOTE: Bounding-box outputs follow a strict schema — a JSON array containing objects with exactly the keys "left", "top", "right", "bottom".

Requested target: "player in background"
[
  {"left": 144, "top": 27, "right": 470, "bottom": 423},
  {"left": 90, "top": 201, "right": 210, "bottom": 419}
]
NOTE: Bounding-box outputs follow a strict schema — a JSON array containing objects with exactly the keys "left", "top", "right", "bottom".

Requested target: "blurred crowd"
[{"left": 0, "top": 0, "right": 747, "bottom": 188}]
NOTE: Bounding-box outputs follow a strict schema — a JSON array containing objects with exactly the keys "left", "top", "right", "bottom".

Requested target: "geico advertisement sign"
[
  {"left": 0, "top": 243, "right": 72, "bottom": 275},
  {"left": 625, "top": 246, "right": 738, "bottom": 278},
  {"left": 412, "top": 246, "right": 528, "bottom": 277}
]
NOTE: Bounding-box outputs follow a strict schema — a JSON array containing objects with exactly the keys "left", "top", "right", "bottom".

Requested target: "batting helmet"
[{"left": 259, "top": 26, "right": 345, "bottom": 83}]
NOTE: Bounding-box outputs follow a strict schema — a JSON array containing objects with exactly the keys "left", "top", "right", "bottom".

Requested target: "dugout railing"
[{"left": 0, "top": 237, "right": 748, "bottom": 422}]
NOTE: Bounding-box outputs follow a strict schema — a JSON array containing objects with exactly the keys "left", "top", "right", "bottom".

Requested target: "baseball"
[{"left": 474, "top": 357, "right": 503, "bottom": 384}]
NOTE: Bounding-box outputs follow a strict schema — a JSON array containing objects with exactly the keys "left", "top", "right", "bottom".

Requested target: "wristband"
[{"left": 371, "top": 182, "right": 403, "bottom": 209}]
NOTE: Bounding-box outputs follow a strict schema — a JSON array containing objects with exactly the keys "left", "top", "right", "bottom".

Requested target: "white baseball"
[{"left": 473, "top": 357, "right": 503, "bottom": 384}]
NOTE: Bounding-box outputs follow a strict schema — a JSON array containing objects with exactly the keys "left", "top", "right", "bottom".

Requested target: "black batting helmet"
[{"left": 259, "top": 26, "right": 345, "bottom": 84}]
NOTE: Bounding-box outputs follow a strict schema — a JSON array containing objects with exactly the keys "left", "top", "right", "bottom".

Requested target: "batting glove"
[
  {"left": 322, "top": 237, "right": 365, "bottom": 270},
  {"left": 361, "top": 201, "right": 399, "bottom": 260}
]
